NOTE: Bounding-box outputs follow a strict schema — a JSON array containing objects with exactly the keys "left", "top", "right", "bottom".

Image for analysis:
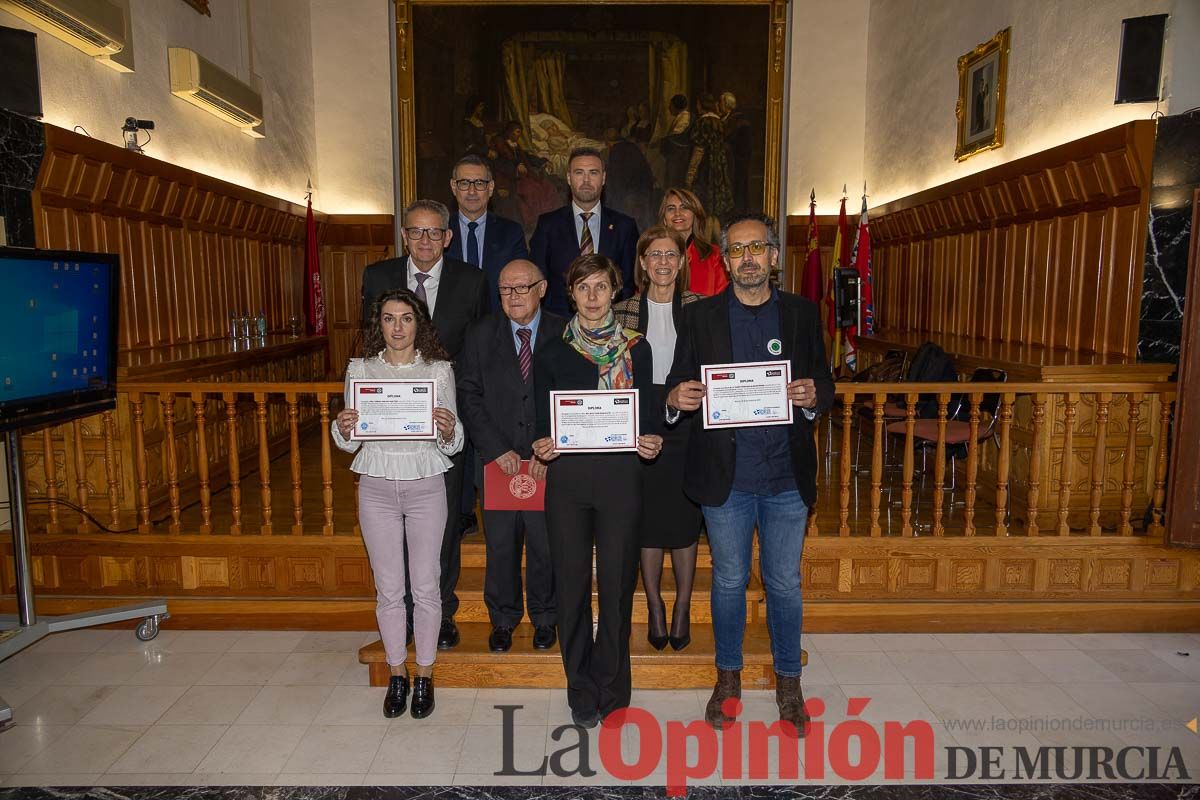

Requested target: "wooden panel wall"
[
  {"left": 33, "top": 126, "right": 315, "bottom": 351},
  {"left": 867, "top": 121, "right": 1156, "bottom": 359},
  {"left": 320, "top": 215, "right": 394, "bottom": 375}
]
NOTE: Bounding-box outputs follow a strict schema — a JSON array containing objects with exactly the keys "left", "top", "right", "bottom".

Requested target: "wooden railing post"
[
  {"left": 1150, "top": 393, "right": 1174, "bottom": 536},
  {"left": 192, "top": 393, "right": 212, "bottom": 534},
  {"left": 255, "top": 392, "right": 273, "bottom": 535},
  {"left": 319, "top": 394, "right": 335, "bottom": 536},
  {"left": 287, "top": 392, "right": 303, "bottom": 535},
  {"left": 1119, "top": 393, "right": 1142, "bottom": 536},
  {"left": 964, "top": 393, "right": 981, "bottom": 536},
  {"left": 901, "top": 393, "right": 917, "bottom": 537},
  {"left": 932, "top": 392, "right": 949, "bottom": 536},
  {"left": 839, "top": 392, "right": 854, "bottom": 537},
  {"left": 870, "top": 392, "right": 885, "bottom": 537},
  {"left": 1056, "top": 393, "right": 1079, "bottom": 536},
  {"left": 1026, "top": 394, "right": 1047, "bottom": 536},
  {"left": 994, "top": 393, "right": 1014, "bottom": 537},
  {"left": 130, "top": 393, "right": 150, "bottom": 533},
  {"left": 224, "top": 392, "right": 242, "bottom": 535},
  {"left": 161, "top": 392, "right": 181, "bottom": 534},
  {"left": 1088, "top": 393, "right": 1111, "bottom": 536},
  {"left": 71, "top": 420, "right": 89, "bottom": 533},
  {"left": 102, "top": 410, "right": 120, "bottom": 528}
]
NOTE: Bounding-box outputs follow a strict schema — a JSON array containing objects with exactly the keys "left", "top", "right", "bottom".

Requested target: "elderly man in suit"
[
  {"left": 665, "top": 213, "right": 834, "bottom": 734},
  {"left": 529, "top": 147, "right": 638, "bottom": 316},
  {"left": 445, "top": 155, "right": 530, "bottom": 312},
  {"left": 456, "top": 259, "right": 561, "bottom": 652},
  {"left": 359, "top": 199, "right": 488, "bottom": 650}
]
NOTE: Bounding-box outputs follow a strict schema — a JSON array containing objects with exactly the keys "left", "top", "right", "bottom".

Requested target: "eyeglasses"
[
  {"left": 453, "top": 178, "right": 492, "bottom": 191},
  {"left": 498, "top": 280, "right": 545, "bottom": 297},
  {"left": 404, "top": 227, "right": 446, "bottom": 241},
  {"left": 646, "top": 250, "right": 681, "bottom": 262},
  {"left": 726, "top": 240, "right": 772, "bottom": 259}
]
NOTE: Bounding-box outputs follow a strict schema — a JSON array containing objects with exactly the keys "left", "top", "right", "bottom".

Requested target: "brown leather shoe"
[
  {"left": 704, "top": 668, "right": 742, "bottom": 729},
  {"left": 775, "top": 673, "right": 810, "bottom": 737}
]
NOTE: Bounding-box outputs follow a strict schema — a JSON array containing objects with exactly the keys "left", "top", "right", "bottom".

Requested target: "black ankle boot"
[
  {"left": 411, "top": 675, "right": 435, "bottom": 719},
  {"left": 383, "top": 673, "right": 409, "bottom": 718}
]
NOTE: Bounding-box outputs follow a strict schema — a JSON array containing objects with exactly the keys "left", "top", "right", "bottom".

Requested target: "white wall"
[
  {"left": 310, "top": 0, "right": 393, "bottom": 214},
  {"left": 863, "top": 0, "right": 1174, "bottom": 207},
  {"left": 0, "top": 0, "right": 318, "bottom": 206},
  {"left": 786, "top": 0, "right": 869, "bottom": 216}
]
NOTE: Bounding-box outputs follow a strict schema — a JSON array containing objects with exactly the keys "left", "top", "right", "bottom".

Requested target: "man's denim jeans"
[{"left": 703, "top": 489, "right": 808, "bottom": 677}]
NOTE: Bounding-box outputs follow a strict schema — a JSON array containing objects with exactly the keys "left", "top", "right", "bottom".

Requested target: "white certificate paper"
[
  {"left": 701, "top": 360, "right": 793, "bottom": 429},
  {"left": 350, "top": 379, "right": 437, "bottom": 440},
  {"left": 550, "top": 389, "right": 639, "bottom": 453}
]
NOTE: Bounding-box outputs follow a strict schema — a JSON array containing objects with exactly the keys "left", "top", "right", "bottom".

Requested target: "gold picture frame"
[
  {"left": 392, "top": 0, "right": 788, "bottom": 218},
  {"left": 955, "top": 27, "right": 1010, "bottom": 161}
]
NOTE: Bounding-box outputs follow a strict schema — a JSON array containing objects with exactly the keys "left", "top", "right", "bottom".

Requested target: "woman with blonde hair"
[
  {"left": 660, "top": 187, "right": 728, "bottom": 296},
  {"left": 614, "top": 226, "right": 703, "bottom": 651}
]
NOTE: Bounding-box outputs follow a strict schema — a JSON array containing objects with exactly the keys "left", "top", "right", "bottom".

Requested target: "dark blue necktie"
[{"left": 466, "top": 221, "right": 480, "bottom": 268}]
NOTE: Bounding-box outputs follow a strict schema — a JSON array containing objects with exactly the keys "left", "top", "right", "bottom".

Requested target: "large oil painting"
[{"left": 410, "top": 3, "right": 772, "bottom": 234}]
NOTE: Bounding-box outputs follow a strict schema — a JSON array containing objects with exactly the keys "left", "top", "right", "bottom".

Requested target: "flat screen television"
[{"left": 0, "top": 247, "right": 120, "bottom": 432}]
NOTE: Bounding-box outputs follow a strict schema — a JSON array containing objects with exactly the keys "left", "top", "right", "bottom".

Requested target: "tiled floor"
[{"left": 1, "top": 628, "right": 1198, "bottom": 787}]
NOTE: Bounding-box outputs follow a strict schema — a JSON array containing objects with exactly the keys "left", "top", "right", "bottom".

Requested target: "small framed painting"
[{"left": 955, "top": 28, "right": 1010, "bottom": 161}]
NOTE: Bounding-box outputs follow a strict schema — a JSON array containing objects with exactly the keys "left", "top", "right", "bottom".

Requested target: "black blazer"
[
  {"left": 457, "top": 310, "right": 567, "bottom": 462},
  {"left": 445, "top": 213, "right": 529, "bottom": 312},
  {"left": 359, "top": 255, "right": 488, "bottom": 359},
  {"left": 535, "top": 332, "right": 659, "bottom": 441},
  {"left": 529, "top": 205, "right": 639, "bottom": 317},
  {"left": 664, "top": 289, "right": 834, "bottom": 507}
]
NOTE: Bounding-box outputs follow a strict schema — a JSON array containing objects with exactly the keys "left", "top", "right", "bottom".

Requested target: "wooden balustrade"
[{"left": 9, "top": 379, "right": 1177, "bottom": 542}]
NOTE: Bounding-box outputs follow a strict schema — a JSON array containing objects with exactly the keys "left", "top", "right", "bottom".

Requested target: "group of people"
[
  {"left": 336, "top": 146, "right": 833, "bottom": 733},
  {"left": 457, "top": 92, "right": 753, "bottom": 233}
]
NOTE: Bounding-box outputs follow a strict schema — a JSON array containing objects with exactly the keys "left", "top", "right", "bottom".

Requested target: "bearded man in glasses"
[
  {"left": 455, "top": 259, "right": 562, "bottom": 653},
  {"left": 360, "top": 198, "right": 488, "bottom": 651},
  {"left": 664, "top": 212, "right": 834, "bottom": 735},
  {"left": 445, "top": 156, "right": 529, "bottom": 313}
]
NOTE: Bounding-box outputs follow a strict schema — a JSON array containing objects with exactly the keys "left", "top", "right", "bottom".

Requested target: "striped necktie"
[
  {"left": 516, "top": 327, "right": 533, "bottom": 383},
  {"left": 579, "top": 212, "right": 594, "bottom": 256}
]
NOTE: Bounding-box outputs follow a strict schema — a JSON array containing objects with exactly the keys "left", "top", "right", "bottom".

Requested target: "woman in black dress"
[
  {"left": 613, "top": 226, "right": 703, "bottom": 651},
  {"left": 532, "top": 255, "right": 664, "bottom": 729}
]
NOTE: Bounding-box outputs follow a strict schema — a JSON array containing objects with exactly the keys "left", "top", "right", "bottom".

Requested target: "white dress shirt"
[
  {"left": 408, "top": 257, "right": 444, "bottom": 316},
  {"left": 646, "top": 299, "right": 676, "bottom": 385},
  {"left": 571, "top": 201, "right": 602, "bottom": 250}
]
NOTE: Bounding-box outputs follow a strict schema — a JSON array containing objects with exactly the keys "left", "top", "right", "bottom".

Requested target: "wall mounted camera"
[{"left": 121, "top": 117, "right": 154, "bottom": 153}]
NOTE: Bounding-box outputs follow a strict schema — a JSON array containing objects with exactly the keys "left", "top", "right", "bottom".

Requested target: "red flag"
[
  {"left": 799, "top": 193, "right": 822, "bottom": 302},
  {"left": 843, "top": 194, "right": 873, "bottom": 371},
  {"left": 824, "top": 196, "right": 849, "bottom": 338},
  {"left": 304, "top": 197, "right": 326, "bottom": 337}
]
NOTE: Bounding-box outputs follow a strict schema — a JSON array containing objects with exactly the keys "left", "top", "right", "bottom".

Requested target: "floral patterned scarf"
[{"left": 564, "top": 311, "right": 642, "bottom": 390}]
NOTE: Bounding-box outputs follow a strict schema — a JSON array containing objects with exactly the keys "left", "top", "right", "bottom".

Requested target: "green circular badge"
[{"left": 767, "top": 338, "right": 782, "bottom": 356}]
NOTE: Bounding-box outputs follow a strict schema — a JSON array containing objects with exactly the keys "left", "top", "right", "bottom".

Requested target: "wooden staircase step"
[
  {"left": 446, "top": 566, "right": 763, "bottom": 623},
  {"left": 358, "top": 622, "right": 802, "bottom": 690},
  {"left": 458, "top": 532, "right": 756, "bottom": 571}
]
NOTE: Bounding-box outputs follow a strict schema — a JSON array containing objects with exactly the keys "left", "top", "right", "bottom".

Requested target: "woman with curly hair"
[{"left": 333, "top": 287, "right": 464, "bottom": 721}]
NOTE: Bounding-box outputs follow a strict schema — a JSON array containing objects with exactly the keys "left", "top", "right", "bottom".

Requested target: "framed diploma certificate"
[
  {"left": 701, "top": 360, "right": 793, "bottom": 429},
  {"left": 349, "top": 379, "right": 437, "bottom": 440},
  {"left": 550, "top": 389, "right": 639, "bottom": 453}
]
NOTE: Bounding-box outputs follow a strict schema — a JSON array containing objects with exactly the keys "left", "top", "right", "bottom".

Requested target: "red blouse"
[{"left": 687, "top": 239, "right": 729, "bottom": 296}]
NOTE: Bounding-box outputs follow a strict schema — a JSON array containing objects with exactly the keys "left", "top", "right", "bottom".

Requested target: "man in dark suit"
[
  {"left": 359, "top": 199, "right": 488, "bottom": 650},
  {"left": 529, "top": 147, "right": 638, "bottom": 317},
  {"left": 445, "top": 155, "right": 529, "bottom": 312},
  {"left": 456, "top": 259, "right": 561, "bottom": 653},
  {"left": 665, "top": 213, "right": 834, "bottom": 734}
]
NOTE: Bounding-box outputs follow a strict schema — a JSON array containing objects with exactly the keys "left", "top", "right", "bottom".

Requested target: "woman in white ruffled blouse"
[{"left": 333, "top": 287, "right": 464, "bottom": 720}]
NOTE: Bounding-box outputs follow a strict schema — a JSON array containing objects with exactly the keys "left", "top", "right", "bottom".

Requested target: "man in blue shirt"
[
  {"left": 666, "top": 213, "right": 834, "bottom": 735},
  {"left": 446, "top": 155, "right": 529, "bottom": 312}
]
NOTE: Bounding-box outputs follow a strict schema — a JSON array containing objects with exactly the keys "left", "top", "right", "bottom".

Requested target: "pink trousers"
[{"left": 357, "top": 474, "right": 447, "bottom": 667}]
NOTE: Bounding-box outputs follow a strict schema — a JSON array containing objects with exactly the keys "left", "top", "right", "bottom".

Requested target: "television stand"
[{"left": 0, "top": 429, "right": 168, "bottom": 728}]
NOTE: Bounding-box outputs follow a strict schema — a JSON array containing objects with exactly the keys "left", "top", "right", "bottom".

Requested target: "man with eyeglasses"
[
  {"left": 456, "top": 259, "right": 563, "bottom": 653},
  {"left": 445, "top": 156, "right": 529, "bottom": 312},
  {"left": 529, "top": 147, "right": 639, "bottom": 317},
  {"left": 360, "top": 198, "right": 488, "bottom": 650},
  {"left": 664, "top": 212, "right": 833, "bottom": 735}
]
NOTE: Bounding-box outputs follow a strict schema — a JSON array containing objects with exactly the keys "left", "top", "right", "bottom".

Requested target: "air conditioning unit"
[
  {"left": 0, "top": 0, "right": 126, "bottom": 57},
  {"left": 168, "top": 47, "right": 264, "bottom": 134}
]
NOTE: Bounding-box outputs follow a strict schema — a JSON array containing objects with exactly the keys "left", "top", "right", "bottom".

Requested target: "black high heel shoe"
[
  {"left": 669, "top": 606, "right": 691, "bottom": 651},
  {"left": 647, "top": 607, "right": 669, "bottom": 650}
]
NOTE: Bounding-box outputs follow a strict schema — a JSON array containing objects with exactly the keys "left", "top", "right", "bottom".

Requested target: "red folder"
[{"left": 483, "top": 459, "right": 546, "bottom": 511}]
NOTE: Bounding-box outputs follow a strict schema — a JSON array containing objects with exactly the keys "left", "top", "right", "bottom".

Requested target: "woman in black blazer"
[{"left": 532, "top": 254, "right": 663, "bottom": 729}]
